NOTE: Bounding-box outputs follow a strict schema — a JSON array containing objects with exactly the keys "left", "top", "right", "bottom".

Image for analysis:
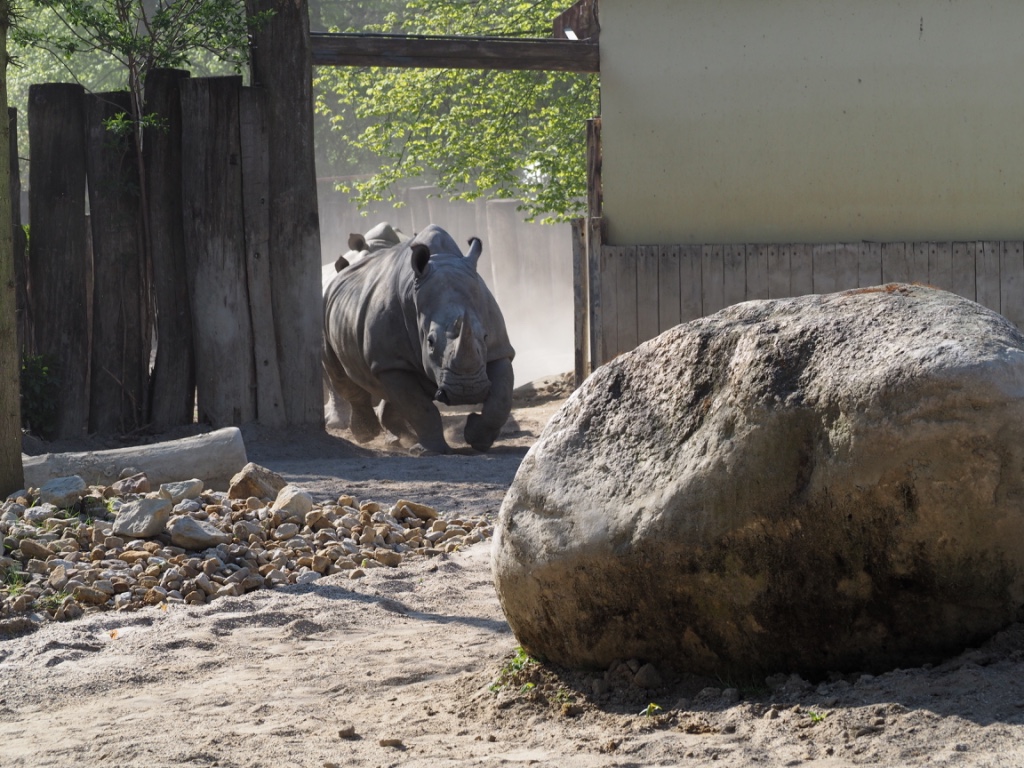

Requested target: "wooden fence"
[
  {"left": 575, "top": 235, "right": 1024, "bottom": 376},
  {"left": 21, "top": 70, "right": 322, "bottom": 440}
]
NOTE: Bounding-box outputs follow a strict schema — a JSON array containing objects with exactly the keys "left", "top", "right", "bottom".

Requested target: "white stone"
[
  {"left": 113, "top": 498, "right": 173, "bottom": 539},
  {"left": 159, "top": 478, "right": 204, "bottom": 504},
  {"left": 37, "top": 476, "right": 87, "bottom": 509},
  {"left": 166, "top": 516, "right": 231, "bottom": 551}
]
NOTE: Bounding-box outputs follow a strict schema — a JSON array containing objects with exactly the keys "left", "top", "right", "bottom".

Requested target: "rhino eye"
[{"left": 427, "top": 334, "right": 436, "bottom": 350}]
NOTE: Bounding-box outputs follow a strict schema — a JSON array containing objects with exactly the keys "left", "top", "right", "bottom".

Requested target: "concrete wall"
[{"left": 600, "top": 0, "right": 1024, "bottom": 245}]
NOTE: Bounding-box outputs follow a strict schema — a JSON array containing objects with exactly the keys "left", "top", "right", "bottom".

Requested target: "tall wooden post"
[
  {"left": 9, "top": 108, "right": 25, "bottom": 357},
  {"left": 247, "top": 0, "right": 324, "bottom": 427},
  {"left": 145, "top": 68, "right": 195, "bottom": 429},
  {"left": 0, "top": 2, "right": 22, "bottom": 494},
  {"left": 85, "top": 91, "right": 148, "bottom": 434},
  {"left": 179, "top": 76, "right": 256, "bottom": 427},
  {"left": 28, "top": 83, "right": 90, "bottom": 439}
]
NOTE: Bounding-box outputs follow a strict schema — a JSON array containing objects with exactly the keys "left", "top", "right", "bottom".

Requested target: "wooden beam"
[
  {"left": 310, "top": 33, "right": 599, "bottom": 73},
  {"left": 553, "top": 0, "right": 600, "bottom": 42}
]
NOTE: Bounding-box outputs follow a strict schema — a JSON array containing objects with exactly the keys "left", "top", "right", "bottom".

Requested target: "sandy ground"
[{"left": 4, "top": 375, "right": 1024, "bottom": 767}]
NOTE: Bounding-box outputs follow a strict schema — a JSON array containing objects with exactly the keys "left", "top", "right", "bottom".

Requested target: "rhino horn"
[
  {"left": 466, "top": 237, "right": 482, "bottom": 270},
  {"left": 451, "top": 312, "right": 480, "bottom": 373}
]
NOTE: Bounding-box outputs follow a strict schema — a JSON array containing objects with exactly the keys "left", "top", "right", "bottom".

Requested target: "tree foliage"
[{"left": 314, "top": 0, "right": 599, "bottom": 222}]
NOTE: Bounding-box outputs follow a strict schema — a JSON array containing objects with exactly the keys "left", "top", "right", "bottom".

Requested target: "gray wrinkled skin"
[{"left": 323, "top": 224, "right": 515, "bottom": 454}]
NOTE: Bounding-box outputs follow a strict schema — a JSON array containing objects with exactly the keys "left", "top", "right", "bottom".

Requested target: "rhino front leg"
[
  {"left": 377, "top": 370, "right": 450, "bottom": 454},
  {"left": 464, "top": 358, "right": 514, "bottom": 452},
  {"left": 323, "top": 345, "right": 380, "bottom": 442}
]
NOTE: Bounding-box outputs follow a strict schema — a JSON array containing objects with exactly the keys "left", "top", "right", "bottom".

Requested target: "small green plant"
[
  {"left": 639, "top": 702, "right": 663, "bottom": 717},
  {"left": 809, "top": 710, "right": 828, "bottom": 724},
  {"left": 20, "top": 352, "right": 60, "bottom": 438},
  {"left": 489, "top": 646, "right": 537, "bottom": 693},
  {"left": 519, "top": 682, "right": 536, "bottom": 694}
]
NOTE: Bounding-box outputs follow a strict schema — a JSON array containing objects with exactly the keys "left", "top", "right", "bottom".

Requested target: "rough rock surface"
[{"left": 493, "top": 285, "right": 1024, "bottom": 678}]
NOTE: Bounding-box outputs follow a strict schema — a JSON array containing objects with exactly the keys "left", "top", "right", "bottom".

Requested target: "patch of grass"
[
  {"left": 38, "top": 591, "right": 70, "bottom": 612},
  {"left": 809, "top": 710, "right": 828, "bottom": 724},
  {"left": 1, "top": 566, "right": 28, "bottom": 597},
  {"left": 639, "top": 702, "right": 663, "bottom": 717}
]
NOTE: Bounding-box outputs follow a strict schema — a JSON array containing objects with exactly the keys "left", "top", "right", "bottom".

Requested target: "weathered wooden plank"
[
  {"left": 950, "top": 242, "right": 976, "bottom": 302},
  {"left": 881, "top": 242, "right": 908, "bottom": 284},
  {"left": 85, "top": 91, "right": 149, "bottom": 435},
  {"left": 586, "top": 118, "right": 602, "bottom": 222},
  {"left": 812, "top": 244, "right": 836, "bottom": 294},
  {"left": 309, "top": 33, "right": 600, "bottom": 73},
  {"left": 572, "top": 219, "right": 588, "bottom": 385},
  {"left": 680, "top": 244, "right": 703, "bottom": 322},
  {"left": 722, "top": 244, "right": 745, "bottom": 307},
  {"left": 180, "top": 76, "right": 256, "bottom": 427},
  {"left": 657, "top": 245, "right": 681, "bottom": 333},
  {"left": 909, "top": 242, "right": 930, "bottom": 285},
  {"left": 616, "top": 246, "right": 639, "bottom": 355},
  {"left": 790, "top": 244, "right": 814, "bottom": 296},
  {"left": 858, "top": 243, "right": 883, "bottom": 288},
  {"left": 249, "top": 0, "right": 324, "bottom": 425},
  {"left": 834, "top": 243, "right": 859, "bottom": 292},
  {"left": 928, "top": 242, "right": 953, "bottom": 292},
  {"left": 240, "top": 87, "right": 286, "bottom": 428},
  {"left": 976, "top": 241, "right": 1001, "bottom": 314},
  {"left": 588, "top": 217, "right": 604, "bottom": 369},
  {"left": 702, "top": 245, "right": 725, "bottom": 315},
  {"left": 553, "top": 0, "right": 600, "bottom": 41},
  {"left": 636, "top": 245, "right": 660, "bottom": 344},
  {"left": 746, "top": 244, "right": 769, "bottom": 301},
  {"left": 145, "top": 68, "right": 195, "bottom": 430},
  {"left": 28, "top": 83, "right": 90, "bottom": 439},
  {"left": 1000, "top": 242, "right": 1024, "bottom": 328},
  {"left": 599, "top": 245, "right": 619, "bottom": 363},
  {"left": 767, "top": 244, "right": 788, "bottom": 299}
]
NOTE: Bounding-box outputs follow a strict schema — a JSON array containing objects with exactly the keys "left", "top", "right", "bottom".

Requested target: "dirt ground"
[{"left": 3, "top": 375, "right": 1024, "bottom": 767}]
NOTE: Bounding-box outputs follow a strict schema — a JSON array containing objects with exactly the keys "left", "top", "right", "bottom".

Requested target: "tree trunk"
[
  {"left": 247, "top": 0, "right": 324, "bottom": 427},
  {"left": 179, "top": 76, "right": 256, "bottom": 427},
  {"left": 85, "top": 91, "right": 149, "bottom": 434},
  {"left": 0, "top": 1, "right": 22, "bottom": 496},
  {"left": 27, "top": 83, "right": 90, "bottom": 440},
  {"left": 145, "top": 68, "right": 195, "bottom": 429}
]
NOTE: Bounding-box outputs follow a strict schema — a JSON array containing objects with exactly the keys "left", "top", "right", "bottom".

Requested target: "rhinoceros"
[{"left": 323, "top": 224, "right": 515, "bottom": 453}]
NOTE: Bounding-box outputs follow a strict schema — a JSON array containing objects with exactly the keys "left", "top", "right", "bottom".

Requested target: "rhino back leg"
[
  {"left": 322, "top": 344, "right": 380, "bottom": 443},
  {"left": 377, "top": 371, "right": 449, "bottom": 454},
  {"left": 464, "top": 358, "right": 514, "bottom": 452}
]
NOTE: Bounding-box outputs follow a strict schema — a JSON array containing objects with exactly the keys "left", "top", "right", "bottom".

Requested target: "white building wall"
[{"left": 600, "top": 0, "right": 1024, "bottom": 245}]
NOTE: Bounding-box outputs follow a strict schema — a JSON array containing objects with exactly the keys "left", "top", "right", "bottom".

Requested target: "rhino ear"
[
  {"left": 334, "top": 254, "right": 350, "bottom": 272},
  {"left": 348, "top": 233, "right": 367, "bottom": 251},
  {"left": 466, "top": 237, "right": 482, "bottom": 270},
  {"left": 411, "top": 243, "right": 431, "bottom": 277}
]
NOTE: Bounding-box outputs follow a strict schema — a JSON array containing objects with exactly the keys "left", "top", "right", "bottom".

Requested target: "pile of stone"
[{"left": 0, "top": 462, "right": 492, "bottom": 626}]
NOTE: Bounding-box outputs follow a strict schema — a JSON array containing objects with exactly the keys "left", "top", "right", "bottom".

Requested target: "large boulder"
[{"left": 492, "top": 284, "right": 1024, "bottom": 679}]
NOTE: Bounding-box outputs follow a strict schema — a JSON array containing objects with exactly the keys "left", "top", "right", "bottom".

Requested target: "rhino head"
[{"left": 411, "top": 238, "right": 493, "bottom": 406}]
